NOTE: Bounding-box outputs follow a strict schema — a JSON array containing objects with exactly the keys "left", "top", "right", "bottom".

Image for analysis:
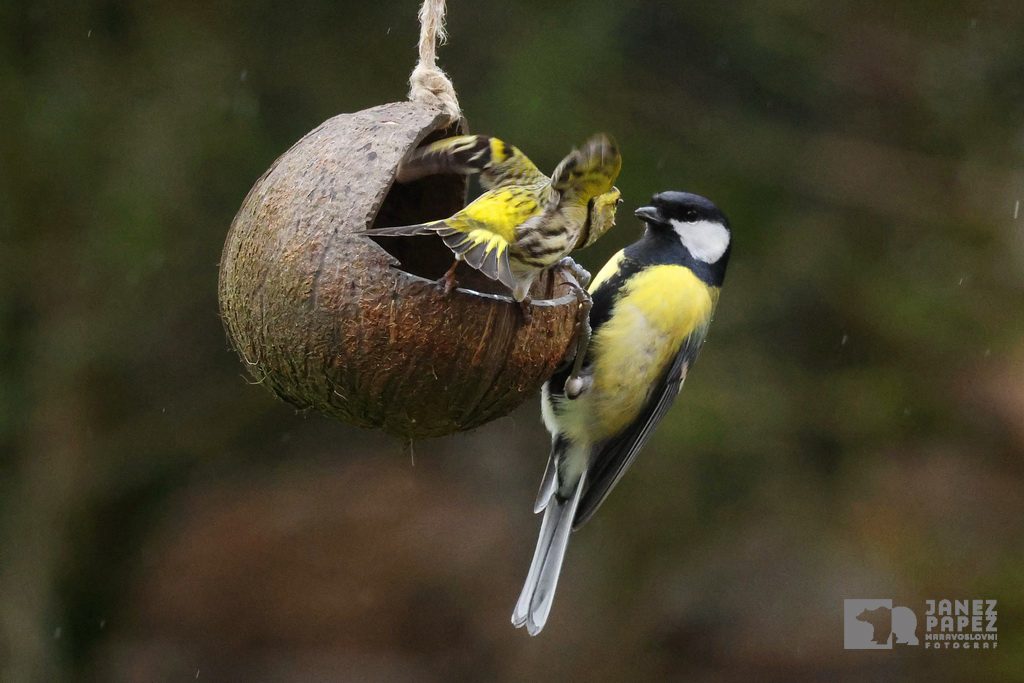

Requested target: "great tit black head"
[{"left": 634, "top": 191, "right": 731, "bottom": 265}]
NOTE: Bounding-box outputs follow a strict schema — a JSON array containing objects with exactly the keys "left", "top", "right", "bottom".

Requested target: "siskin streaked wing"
[
  {"left": 397, "top": 135, "right": 547, "bottom": 191},
  {"left": 549, "top": 134, "right": 622, "bottom": 200}
]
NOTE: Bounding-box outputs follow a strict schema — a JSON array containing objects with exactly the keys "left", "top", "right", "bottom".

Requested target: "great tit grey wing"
[
  {"left": 573, "top": 330, "right": 705, "bottom": 529},
  {"left": 533, "top": 435, "right": 564, "bottom": 513}
]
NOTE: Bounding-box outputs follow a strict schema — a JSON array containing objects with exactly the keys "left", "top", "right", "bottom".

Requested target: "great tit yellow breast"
[{"left": 581, "top": 264, "right": 717, "bottom": 439}]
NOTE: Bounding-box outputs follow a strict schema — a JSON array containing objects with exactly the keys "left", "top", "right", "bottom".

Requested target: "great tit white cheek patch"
[{"left": 671, "top": 218, "right": 730, "bottom": 264}]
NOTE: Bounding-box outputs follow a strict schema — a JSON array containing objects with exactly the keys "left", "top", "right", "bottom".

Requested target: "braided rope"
[{"left": 408, "top": 0, "right": 461, "bottom": 123}]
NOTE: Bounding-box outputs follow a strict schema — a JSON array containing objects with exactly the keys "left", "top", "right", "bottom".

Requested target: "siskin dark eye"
[{"left": 684, "top": 209, "right": 699, "bottom": 222}]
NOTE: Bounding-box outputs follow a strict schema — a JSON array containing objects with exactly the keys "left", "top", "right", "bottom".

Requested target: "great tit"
[
  {"left": 512, "top": 190, "right": 732, "bottom": 635},
  {"left": 364, "top": 134, "right": 622, "bottom": 304}
]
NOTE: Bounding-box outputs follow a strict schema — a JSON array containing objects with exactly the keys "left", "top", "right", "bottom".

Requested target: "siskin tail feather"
[
  {"left": 356, "top": 222, "right": 441, "bottom": 238},
  {"left": 512, "top": 470, "right": 586, "bottom": 635}
]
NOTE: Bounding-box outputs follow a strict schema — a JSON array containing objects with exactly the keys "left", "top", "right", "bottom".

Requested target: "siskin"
[
  {"left": 512, "top": 190, "right": 733, "bottom": 635},
  {"left": 366, "top": 134, "right": 622, "bottom": 304}
]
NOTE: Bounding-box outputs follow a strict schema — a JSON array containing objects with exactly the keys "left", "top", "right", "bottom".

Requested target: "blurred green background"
[{"left": 2, "top": 0, "right": 1023, "bottom": 680}]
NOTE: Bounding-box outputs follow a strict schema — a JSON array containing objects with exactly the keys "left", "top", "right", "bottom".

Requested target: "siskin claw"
[
  {"left": 519, "top": 296, "right": 534, "bottom": 324},
  {"left": 555, "top": 257, "right": 592, "bottom": 289},
  {"left": 439, "top": 260, "right": 460, "bottom": 298}
]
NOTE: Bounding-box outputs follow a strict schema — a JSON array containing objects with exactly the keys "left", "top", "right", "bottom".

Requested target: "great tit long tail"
[
  {"left": 512, "top": 467, "right": 587, "bottom": 635},
  {"left": 533, "top": 449, "right": 558, "bottom": 514}
]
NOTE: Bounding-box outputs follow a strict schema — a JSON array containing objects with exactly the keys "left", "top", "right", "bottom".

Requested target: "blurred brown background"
[{"left": 2, "top": 0, "right": 1023, "bottom": 681}]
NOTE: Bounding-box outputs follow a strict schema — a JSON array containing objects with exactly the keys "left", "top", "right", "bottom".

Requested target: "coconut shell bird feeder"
[{"left": 218, "top": 1, "right": 581, "bottom": 439}]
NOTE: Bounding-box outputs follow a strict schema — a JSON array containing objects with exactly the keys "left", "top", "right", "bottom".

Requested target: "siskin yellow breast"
[{"left": 457, "top": 187, "right": 544, "bottom": 243}]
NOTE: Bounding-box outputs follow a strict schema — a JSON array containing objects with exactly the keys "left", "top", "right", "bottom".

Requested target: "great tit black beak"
[{"left": 634, "top": 205, "right": 666, "bottom": 225}]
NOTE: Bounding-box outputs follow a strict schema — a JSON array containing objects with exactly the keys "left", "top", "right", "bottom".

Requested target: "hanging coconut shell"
[{"left": 218, "top": 101, "right": 581, "bottom": 439}]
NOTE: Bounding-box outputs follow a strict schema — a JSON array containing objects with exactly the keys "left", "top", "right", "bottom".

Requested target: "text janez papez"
[{"left": 924, "top": 600, "right": 997, "bottom": 649}]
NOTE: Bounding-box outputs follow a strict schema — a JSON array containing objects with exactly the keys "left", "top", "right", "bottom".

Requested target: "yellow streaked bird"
[
  {"left": 512, "top": 190, "right": 733, "bottom": 635},
  {"left": 367, "top": 134, "right": 622, "bottom": 304}
]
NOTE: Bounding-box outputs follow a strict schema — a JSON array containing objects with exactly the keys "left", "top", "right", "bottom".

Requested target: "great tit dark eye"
[{"left": 684, "top": 209, "right": 699, "bottom": 222}]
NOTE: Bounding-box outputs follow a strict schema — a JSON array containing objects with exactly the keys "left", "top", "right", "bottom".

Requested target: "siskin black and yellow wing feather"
[
  {"left": 396, "top": 135, "right": 548, "bottom": 191},
  {"left": 549, "top": 134, "right": 622, "bottom": 200}
]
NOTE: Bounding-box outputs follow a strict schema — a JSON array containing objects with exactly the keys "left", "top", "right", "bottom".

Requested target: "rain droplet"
[
  {"left": 841, "top": 333, "right": 849, "bottom": 346},
  {"left": 53, "top": 628, "right": 62, "bottom": 640},
  {"left": 1014, "top": 200, "right": 1020, "bottom": 220},
  {"left": 240, "top": 69, "right": 247, "bottom": 82}
]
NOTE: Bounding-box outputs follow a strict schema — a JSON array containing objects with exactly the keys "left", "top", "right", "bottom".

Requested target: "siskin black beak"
[{"left": 634, "top": 205, "right": 666, "bottom": 225}]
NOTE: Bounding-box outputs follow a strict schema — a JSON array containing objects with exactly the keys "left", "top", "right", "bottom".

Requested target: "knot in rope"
[{"left": 408, "top": 0, "right": 461, "bottom": 123}]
